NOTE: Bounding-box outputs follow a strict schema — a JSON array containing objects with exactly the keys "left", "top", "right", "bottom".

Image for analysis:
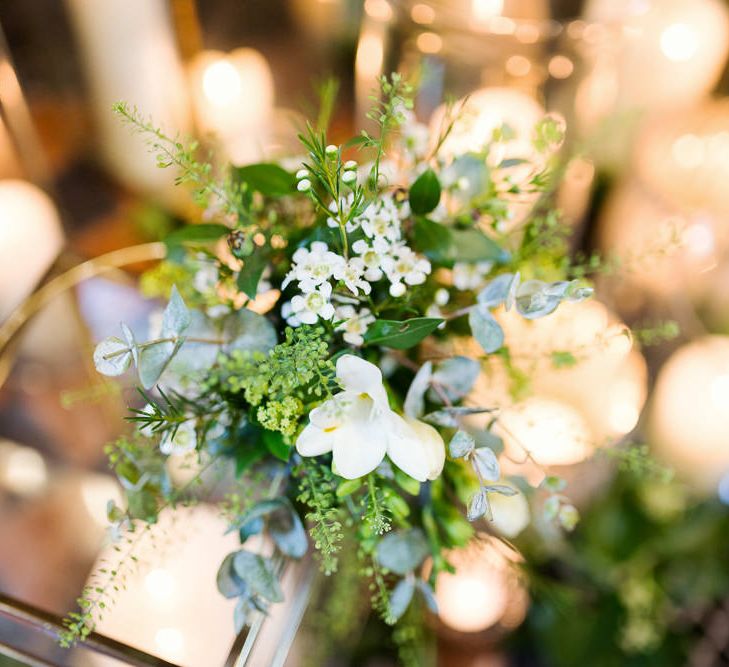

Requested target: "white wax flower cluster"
[{"left": 281, "top": 193, "right": 432, "bottom": 345}]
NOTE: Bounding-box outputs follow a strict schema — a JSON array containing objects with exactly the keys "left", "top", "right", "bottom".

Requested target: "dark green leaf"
[
  {"left": 409, "top": 168, "right": 442, "bottom": 215},
  {"left": 364, "top": 317, "right": 443, "bottom": 350},
  {"left": 236, "top": 253, "right": 268, "bottom": 300},
  {"left": 412, "top": 218, "right": 454, "bottom": 264},
  {"left": 393, "top": 468, "right": 421, "bottom": 496},
  {"left": 262, "top": 430, "right": 291, "bottom": 462},
  {"left": 234, "top": 163, "right": 295, "bottom": 196},
  {"left": 451, "top": 228, "right": 508, "bottom": 264},
  {"left": 164, "top": 224, "right": 230, "bottom": 254}
]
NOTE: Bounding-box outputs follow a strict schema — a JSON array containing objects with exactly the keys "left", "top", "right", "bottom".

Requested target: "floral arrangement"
[{"left": 61, "top": 74, "right": 597, "bottom": 651}]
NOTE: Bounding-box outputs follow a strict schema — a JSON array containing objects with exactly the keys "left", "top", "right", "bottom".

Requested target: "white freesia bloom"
[
  {"left": 160, "top": 420, "right": 197, "bottom": 455},
  {"left": 296, "top": 355, "right": 445, "bottom": 481}
]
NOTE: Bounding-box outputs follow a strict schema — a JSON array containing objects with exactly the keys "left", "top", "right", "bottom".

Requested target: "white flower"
[
  {"left": 452, "top": 261, "right": 494, "bottom": 291},
  {"left": 297, "top": 179, "right": 311, "bottom": 192},
  {"left": 342, "top": 170, "right": 357, "bottom": 185},
  {"left": 360, "top": 198, "right": 402, "bottom": 243},
  {"left": 193, "top": 261, "right": 218, "bottom": 294},
  {"left": 335, "top": 306, "right": 375, "bottom": 346},
  {"left": 296, "top": 355, "right": 445, "bottom": 481},
  {"left": 160, "top": 420, "right": 197, "bottom": 455},
  {"left": 352, "top": 239, "right": 385, "bottom": 281},
  {"left": 382, "top": 245, "right": 432, "bottom": 296},
  {"left": 282, "top": 300, "right": 302, "bottom": 327},
  {"left": 434, "top": 288, "right": 450, "bottom": 306},
  {"left": 290, "top": 281, "right": 335, "bottom": 324},
  {"left": 333, "top": 257, "right": 371, "bottom": 296},
  {"left": 282, "top": 241, "right": 344, "bottom": 291}
]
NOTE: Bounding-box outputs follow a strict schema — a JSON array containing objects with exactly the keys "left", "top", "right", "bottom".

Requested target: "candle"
[
  {"left": 0, "top": 180, "right": 64, "bottom": 321},
  {"left": 471, "top": 301, "right": 647, "bottom": 452},
  {"left": 188, "top": 48, "right": 275, "bottom": 165},
  {"left": 649, "top": 336, "right": 729, "bottom": 493},
  {"left": 64, "top": 0, "right": 192, "bottom": 201},
  {"left": 581, "top": 0, "right": 729, "bottom": 112},
  {"left": 89, "top": 504, "right": 239, "bottom": 666},
  {"left": 435, "top": 537, "right": 528, "bottom": 633},
  {"left": 598, "top": 178, "right": 724, "bottom": 298},
  {"left": 635, "top": 99, "right": 729, "bottom": 218}
]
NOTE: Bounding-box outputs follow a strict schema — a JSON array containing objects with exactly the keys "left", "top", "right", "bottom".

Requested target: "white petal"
[
  {"left": 299, "top": 310, "right": 318, "bottom": 325},
  {"left": 296, "top": 422, "right": 335, "bottom": 456},
  {"left": 319, "top": 303, "right": 335, "bottom": 320},
  {"left": 336, "top": 355, "right": 388, "bottom": 405},
  {"left": 330, "top": 423, "right": 387, "bottom": 479},
  {"left": 386, "top": 415, "right": 445, "bottom": 482}
]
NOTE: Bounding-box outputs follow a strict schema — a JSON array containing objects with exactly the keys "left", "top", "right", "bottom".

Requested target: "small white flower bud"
[
  {"left": 343, "top": 160, "right": 357, "bottom": 170},
  {"left": 341, "top": 170, "right": 357, "bottom": 184},
  {"left": 389, "top": 282, "right": 407, "bottom": 298},
  {"left": 434, "top": 288, "right": 450, "bottom": 306},
  {"left": 295, "top": 168, "right": 309, "bottom": 180},
  {"left": 325, "top": 144, "right": 338, "bottom": 156},
  {"left": 297, "top": 179, "right": 312, "bottom": 192}
]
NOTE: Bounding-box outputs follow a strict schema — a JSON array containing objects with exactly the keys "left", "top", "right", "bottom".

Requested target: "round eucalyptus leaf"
[
  {"left": 389, "top": 578, "right": 415, "bottom": 622},
  {"left": 472, "top": 447, "right": 500, "bottom": 482},
  {"left": 449, "top": 431, "right": 475, "bottom": 459},
  {"left": 376, "top": 529, "right": 430, "bottom": 576},
  {"left": 93, "top": 337, "right": 132, "bottom": 377}
]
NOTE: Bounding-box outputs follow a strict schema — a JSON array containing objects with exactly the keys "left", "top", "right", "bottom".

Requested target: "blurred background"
[{"left": 1, "top": 0, "right": 729, "bottom": 665}]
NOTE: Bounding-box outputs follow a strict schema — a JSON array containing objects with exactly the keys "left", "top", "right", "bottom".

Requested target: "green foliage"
[
  {"left": 409, "top": 169, "right": 442, "bottom": 215},
  {"left": 363, "top": 317, "right": 444, "bottom": 349},
  {"left": 296, "top": 460, "right": 343, "bottom": 575},
  {"left": 234, "top": 163, "right": 295, "bottom": 196},
  {"left": 603, "top": 443, "right": 675, "bottom": 483},
  {"left": 364, "top": 474, "right": 393, "bottom": 536},
  {"left": 112, "top": 102, "right": 250, "bottom": 223}
]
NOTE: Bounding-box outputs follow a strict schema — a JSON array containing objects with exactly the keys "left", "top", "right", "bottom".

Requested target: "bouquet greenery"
[{"left": 60, "top": 74, "right": 597, "bottom": 652}]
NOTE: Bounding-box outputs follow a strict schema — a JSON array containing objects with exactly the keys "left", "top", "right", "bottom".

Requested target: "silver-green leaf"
[{"left": 93, "top": 336, "right": 132, "bottom": 377}]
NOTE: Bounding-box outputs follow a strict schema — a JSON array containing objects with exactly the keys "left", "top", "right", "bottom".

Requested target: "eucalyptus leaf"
[
  {"left": 217, "top": 552, "right": 248, "bottom": 599},
  {"left": 233, "top": 551, "right": 283, "bottom": 603},
  {"left": 363, "top": 317, "right": 443, "bottom": 350},
  {"left": 138, "top": 340, "right": 176, "bottom": 390},
  {"left": 409, "top": 168, "right": 442, "bottom": 215},
  {"left": 269, "top": 506, "right": 308, "bottom": 559},
  {"left": 472, "top": 447, "right": 500, "bottom": 482},
  {"left": 403, "top": 361, "right": 432, "bottom": 419},
  {"left": 483, "top": 484, "right": 518, "bottom": 497},
  {"left": 429, "top": 356, "right": 480, "bottom": 403},
  {"left": 477, "top": 273, "right": 515, "bottom": 308},
  {"left": 467, "top": 489, "right": 490, "bottom": 521},
  {"left": 93, "top": 337, "right": 132, "bottom": 377},
  {"left": 376, "top": 529, "right": 430, "bottom": 576},
  {"left": 474, "top": 429, "right": 504, "bottom": 453},
  {"left": 423, "top": 406, "right": 495, "bottom": 428},
  {"left": 469, "top": 305, "right": 504, "bottom": 354},
  {"left": 415, "top": 580, "right": 439, "bottom": 614},
  {"left": 514, "top": 279, "right": 562, "bottom": 319},
  {"left": 120, "top": 323, "right": 138, "bottom": 365},
  {"left": 234, "top": 596, "right": 254, "bottom": 633},
  {"left": 449, "top": 431, "right": 475, "bottom": 459},
  {"left": 223, "top": 309, "right": 277, "bottom": 354},
  {"left": 389, "top": 578, "right": 415, "bottom": 622},
  {"left": 161, "top": 285, "right": 191, "bottom": 337}
]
